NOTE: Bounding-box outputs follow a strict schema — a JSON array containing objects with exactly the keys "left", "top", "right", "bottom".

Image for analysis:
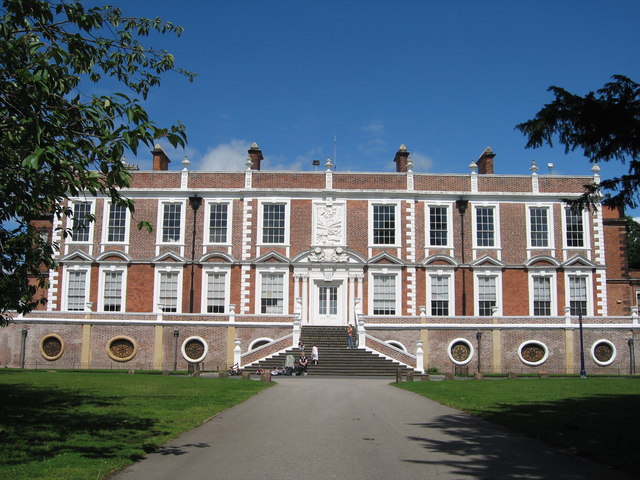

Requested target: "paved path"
[{"left": 113, "top": 377, "right": 628, "bottom": 480}]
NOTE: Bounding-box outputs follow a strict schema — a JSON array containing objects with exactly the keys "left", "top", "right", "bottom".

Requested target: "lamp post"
[
  {"left": 173, "top": 329, "right": 180, "bottom": 371},
  {"left": 188, "top": 195, "right": 202, "bottom": 313},
  {"left": 455, "top": 199, "right": 469, "bottom": 315},
  {"left": 578, "top": 309, "right": 586, "bottom": 378},
  {"left": 476, "top": 330, "right": 482, "bottom": 373},
  {"left": 629, "top": 338, "right": 636, "bottom": 376}
]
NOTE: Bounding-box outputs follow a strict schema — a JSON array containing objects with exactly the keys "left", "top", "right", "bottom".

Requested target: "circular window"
[
  {"left": 40, "top": 334, "right": 64, "bottom": 361},
  {"left": 447, "top": 338, "right": 474, "bottom": 365},
  {"left": 107, "top": 336, "right": 138, "bottom": 362},
  {"left": 591, "top": 339, "right": 616, "bottom": 366},
  {"left": 181, "top": 336, "right": 209, "bottom": 363},
  {"left": 518, "top": 341, "right": 549, "bottom": 366}
]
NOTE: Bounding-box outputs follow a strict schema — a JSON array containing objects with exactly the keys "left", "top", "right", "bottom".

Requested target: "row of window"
[
  {"left": 69, "top": 200, "right": 590, "bottom": 250},
  {"left": 63, "top": 267, "right": 592, "bottom": 317}
]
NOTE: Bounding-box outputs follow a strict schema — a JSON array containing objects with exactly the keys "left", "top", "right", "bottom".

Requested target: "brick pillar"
[
  {"left": 393, "top": 144, "right": 410, "bottom": 172},
  {"left": 477, "top": 147, "right": 495, "bottom": 174},
  {"left": 248, "top": 143, "right": 263, "bottom": 170}
]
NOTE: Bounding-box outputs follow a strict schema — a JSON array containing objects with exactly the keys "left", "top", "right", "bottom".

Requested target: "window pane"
[
  {"left": 209, "top": 204, "right": 228, "bottom": 243},
  {"left": 159, "top": 272, "right": 179, "bottom": 312},
  {"left": 107, "top": 204, "right": 127, "bottom": 243},
  {"left": 262, "top": 204, "right": 285, "bottom": 244},
  {"left": 569, "top": 276, "right": 587, "bottom": 315},
  {"left": 67, "top": 271, "right": 87, "bottom": 310},
  {"left": 530, "top": 208, "right": 549, "bottom": 247},
  {"left": 431, "top": 275, "right": 449, "bottom": 316},
  {"left": 103, "top": 271, "right": 123, "bottom": 311},
  {"left": 207, "top": 273, "right": 226, "bottom": 313},
  {"left": 565, "top": 209, "right": 584, "bottom": 247},
  {"left": 478, "top": 276, "right": 496, "bottom": 316},
  {"left": 476, "top": 207, "right": 495, "bottom": 247},
  {"left": 162, "top": 204, "right": 182, "bottom": 243},
  {"left": 532, "top": 276, "right": 551, "bottom": 316},
  {"left": 72, "top": 202, "right": 91, "bottom": 242},
  {"left": 373, "top": 205, "right": 396, "bottom": 245},
  {"left": 373, "top": 274, "right": 395, "bottom": 315},
  {"left": 429, "top": 206, "right": 448, "bottom": 246},
  {"left": 261, "top": 273, "right": 284, "bottom": 313}
]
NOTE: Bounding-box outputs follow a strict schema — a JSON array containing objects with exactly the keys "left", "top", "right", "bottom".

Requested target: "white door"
[{"left": 313, "top": 281, "right": 344, "bottom": 325}]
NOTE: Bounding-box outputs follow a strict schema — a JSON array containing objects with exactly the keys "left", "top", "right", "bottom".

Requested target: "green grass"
[
  {"left": 397, "top": 378, "right": 640, "bottom": 474},
  {"left": 0, "top": 371, "right": 271, "bottom": 480}
]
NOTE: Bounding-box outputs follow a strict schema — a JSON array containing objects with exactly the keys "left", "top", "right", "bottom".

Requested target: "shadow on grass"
[
  {"left": 0, "top": 383, "right": 161, "bottom": 466},
  {"left": 405, "top": 394, "right": 639, "bottom": 478}
]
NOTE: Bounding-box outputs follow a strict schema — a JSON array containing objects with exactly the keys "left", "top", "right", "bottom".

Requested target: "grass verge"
[
  {"left": 0, "top": 370, "right": 270, "bottom": 480},
  {"left": 397, "top": 378, "right": 640, "bottom": 474}
]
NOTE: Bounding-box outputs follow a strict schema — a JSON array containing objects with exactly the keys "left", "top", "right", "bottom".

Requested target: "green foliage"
[
  {"left": 0, "top": 371, "right": 269, "bottom": 480},
  {"left": 516, "top": 75, "right": 640, "bottom": 210},
  {"left": 626, "top": 216, "right": 640, "bottom": 269},
  {"left": 0, "top": 0, "right": 195, "bottom": 324}
]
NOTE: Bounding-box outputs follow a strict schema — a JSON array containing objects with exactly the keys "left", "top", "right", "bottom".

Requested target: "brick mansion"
[{"left": 2, "top": 143, "right": 639, "bottom": 375}]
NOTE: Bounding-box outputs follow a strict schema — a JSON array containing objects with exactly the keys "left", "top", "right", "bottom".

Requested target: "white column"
[
  {"left": 416, "top": 340, "right": 425, "bottom": 373},
  {"left": 302, "top": 275, "right": 309, "bottom": 324},
  {"left": 233, "top": 338, "right": 241, "bottom": 367}
]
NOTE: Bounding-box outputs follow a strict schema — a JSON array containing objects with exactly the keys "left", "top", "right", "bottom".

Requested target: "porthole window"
[
  {"left": 447, "top": 338, "right": 474, "bottom": 365},
  {"left": 518, "top": 341, "right": 549, "bottom": 366},
  {"left": 40, "top": 334, "right": 64, "bottom": 361},
  {"left": 249, "top": 338, "right": 273, "bottom": 351},
  {"left": 591, "top": 339, "right": 616, "bottom": 366},
  {"left": 181, "top": 336, "right": 208, "bottom": 363},
  {"left": 107, "top": 336, "right": 138, "bottom": 362},
  {"left": 386, "top": 340, "right": 408, "bottom": 352}
]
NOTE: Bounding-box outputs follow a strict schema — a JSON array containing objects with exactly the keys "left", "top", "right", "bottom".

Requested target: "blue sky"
[{"left": 114, "top": 1, "right": 639, "bottom": 198}]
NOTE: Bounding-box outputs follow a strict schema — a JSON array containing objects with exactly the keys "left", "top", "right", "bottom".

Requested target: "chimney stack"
[
  {"left": 248, "top": 142, "right": 263, "bottom": 170},
  {"left": 151, "top": 144, "right": 170, "bottom": 171},
  {"left": 477, "top": 147, "right": 495, "bottom": 174},
  {"left": 393, "top": 144, "right": 410, "bottom": 172}
]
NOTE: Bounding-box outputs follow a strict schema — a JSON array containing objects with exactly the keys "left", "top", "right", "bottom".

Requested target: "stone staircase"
[{"left": 243, "top": 326, "right": 415, "bottom": 377}]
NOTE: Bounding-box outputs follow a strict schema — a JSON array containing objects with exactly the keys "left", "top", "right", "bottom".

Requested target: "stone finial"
[
  {"left": 325, "top": 157, "right": 333, "bottom": 170},
  {"left": 181, "top": 156, "right": 190, "bottom": 171},
  {"left": 592, "top": 163, "right": 601, "bottom": 174},
  {"left": 469, "top": 160, "right": 478, "bottom": 174},
  {"left": 406, "top": 156, "right": 414, "bottom": 172},
  {"left": 245, "top": 156, "right": 253, "bottom": 170},
  {"left": 530, "top": 159, "right": 538, "bottom": 175}
]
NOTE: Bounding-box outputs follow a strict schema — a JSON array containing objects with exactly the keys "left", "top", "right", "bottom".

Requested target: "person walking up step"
[{"left": 347, "top": 324, "right": 355, "bottom": 349}]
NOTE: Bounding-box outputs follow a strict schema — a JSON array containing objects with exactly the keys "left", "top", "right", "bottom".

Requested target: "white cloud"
[
  {"left": 199, "top": 139, "right": 250, "bottom": 171},
  {"left": 410, "top": 151, "right": 435, "bottom": 172},
  {"left": 361, "top": 119, "right": 385, "bottom": 134}
]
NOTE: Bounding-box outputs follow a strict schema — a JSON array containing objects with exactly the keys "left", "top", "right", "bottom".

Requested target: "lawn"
[
  {"left": 0, "top": 370, "right": 270, "bottom": 480},
  {"left": 397, "top": 378, "right": 640, "bottom": 475}
]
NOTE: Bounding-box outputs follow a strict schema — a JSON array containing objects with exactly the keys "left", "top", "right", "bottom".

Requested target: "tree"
[
  {"left": 0, "top": 0, "right": 195, "bottom": 325},
  {"left": 626, "top": 216, "right": 640, "bottom": 270},
  {"left": 516, "top": 75, "right": 640, "bottom": 210}
]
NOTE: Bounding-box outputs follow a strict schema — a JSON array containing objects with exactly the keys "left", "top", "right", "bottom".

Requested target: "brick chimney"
[
  {"left": 477, "top": 147, "right": 495, "bottom": 174},
  {"left": 151, "top": 144, "right": 170, "bottom": 171},
  {"left": 393, "top": 144, "right": 410, "bottom": 172},
  {"left": 248, "top": 142, "right": 263, "bottom": 170}
]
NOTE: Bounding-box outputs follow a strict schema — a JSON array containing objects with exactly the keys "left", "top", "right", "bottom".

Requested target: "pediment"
[
  {"left": 201, "top": 251, "right": 235, "bottom": 263},
  {"left": 59, "top": 250, "right": 93, "bottom": 262},
  {"left": 422, "top": 254, "right": 459, "bottom": 267},
  {"left": 152, "top": 251, "right": 186, "bottom": 263},
  {"left": 563, "top": 256, "right": 598, "bottom": 269},
  {"left": 471, "top": 255, "right": 505, "bottom": 268},
  {"left": 525, "top": 255, "right": 561, "bottom": 268},
  {"left": 95, "top": 250, "right": 131, "bottom": 262},
  {"left": 255, "top": 250, "right": 290, "bottom": 264},
  {"left": 369, "top": 251, "right": 404, "bottom": 265}
]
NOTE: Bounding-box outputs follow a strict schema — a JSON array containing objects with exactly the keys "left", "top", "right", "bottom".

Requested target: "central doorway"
[{"left": 312, "top": 280, "right": 345, "bottom": 325}]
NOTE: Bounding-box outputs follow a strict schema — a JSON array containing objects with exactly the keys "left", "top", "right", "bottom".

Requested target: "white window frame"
[
  {"left": 201, "top": 266, "right": 231, "bottom": 314},
  {"left": 562, "top": 206, "right": 590, "bottom": 250},
  {"left": 102, "top": 200, "right": 130, "bottom": 245},
  {"left": 204, "top": 200, "right": 233, "bottom": 245},
  {"left": 473, "top": 270, "right": 503, "bottom": 316},
  {"left": 255, "top": 267, "right": 289, "bottom": 314},
  {"left": 528, "top": 271, "right": 557, "bottom": 316},
  {"left": 98, "top": 265, "right": 127, "bottom": 312},
  {"left": 426, "top": 270, "right": 455, "bottom": 316},
  {"left": 156, "top": 200, "right": 187, "bottom": 246},
  {"left": 258, "top": 200, "right": 290, "bottom": 246},
  {"left": 62, "top": 265, "right": 91, "bottom": 311},
  {"left": 564, "top": 271, "right": 593, "bottom": 316},
  {"left": 425, "top": 203, "right": 453, "bottom": 248},
  {"left": 472, "top": 203, "right": 500, "bottom": 249},
  {"left": 369, "top": 201, "right": 401, "bottom": 248},
  {"left": 367, "top": 268, "right": 401, "bottom": 315},
  {"left": 526, "top": 204, "right": 554, "bottom": 250},
  {"left": 68, "top": 199, "right": 95, "bottom": 244},
  {"left": 154, "top": 266, "right": 183, "bottom": 313}
]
